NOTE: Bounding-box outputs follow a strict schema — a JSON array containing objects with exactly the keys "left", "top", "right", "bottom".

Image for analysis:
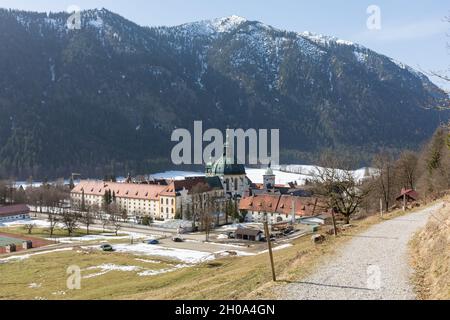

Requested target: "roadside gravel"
[{"left": 281, "top": 202, "right": 443, "bottom": 300}]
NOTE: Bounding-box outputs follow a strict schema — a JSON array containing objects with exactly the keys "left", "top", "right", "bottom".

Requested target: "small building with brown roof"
[
  {"left": 235, "top": 227, "right": 263, "bottom": 241},
  {"left": 239, "top": 194, "right": 320, "bottom": 224},
  {"left": 396, "top": 188, "right": 419, "bottom": 203}
]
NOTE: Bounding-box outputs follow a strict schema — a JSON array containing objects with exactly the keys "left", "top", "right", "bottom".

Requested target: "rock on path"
[{"left": 281, "top": 203, "right": 443, "bottom": 300}]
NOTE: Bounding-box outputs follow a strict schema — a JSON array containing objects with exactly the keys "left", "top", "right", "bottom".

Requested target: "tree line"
[{"left": 311, "top": 127, "right": 450, "bottom": 225}]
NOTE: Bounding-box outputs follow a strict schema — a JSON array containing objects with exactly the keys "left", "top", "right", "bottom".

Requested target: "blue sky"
[{"left": 1, "top": 0, "right": 449, "bottom": 89}]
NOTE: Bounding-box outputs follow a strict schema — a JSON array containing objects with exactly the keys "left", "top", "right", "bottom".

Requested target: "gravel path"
[{"left": 281, "top": 202, "right": 443, "bottom": 300}]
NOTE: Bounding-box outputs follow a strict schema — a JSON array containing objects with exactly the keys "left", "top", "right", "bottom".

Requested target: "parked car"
[
  {"left": 147, "top": 239, "right": 159, "bottom": 245},
  {"left": 100, "top": 244, "right": 114, "bottom": 252},
  {"left": 172, "top": 237, "right": 183, "bottom": 242}
]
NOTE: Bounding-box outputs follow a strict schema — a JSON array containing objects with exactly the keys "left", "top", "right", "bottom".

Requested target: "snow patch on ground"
[
  {"left": 0, "top": 218, "right": 60, "bottom": 228},
  {"left": 47, "top": 231, "right": 147, "bottom": 244},
  {"left": 82, "top": 262, "right": 191, "bottom": 278},
  {"left": 259, "top": 243, "right": 293, "bottom": 254},
  {"left": 215, "top": 250, "right": 256, "bottom": 257},
  {"left": 108, "top": 243, "right": 215, "bottom": 264},
  {"left": 0, "top": 247, "right": 73, "bottom": 263},
  {"left": 137, "top": 264, "right": 191, "bottom": 277},
  {"left": 135, "top": 258, "right": 162, "bottom": 264},
  {"left": 83, "top": 263, "right": 140, "bottom": 279}
]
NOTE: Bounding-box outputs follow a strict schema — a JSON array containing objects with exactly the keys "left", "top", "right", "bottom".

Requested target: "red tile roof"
[
  {"left": 0, "top": 204, "right": 30, "bottom": 218},
  {"left": 239, "top": 194, "right": 316, "bottom": 217},
  {"left": 71, "top": 180, "right": 169, "bottom": 201},
  {"left": 396, "top": 188, "right": 419, "bottom": 201},
  {"left": 160, "top": 177, "right": 223, "bottom": 196}
]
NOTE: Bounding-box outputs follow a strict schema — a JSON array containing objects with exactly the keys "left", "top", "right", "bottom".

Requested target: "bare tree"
[
  {"left": 201, "top": 194, "right": 220, "bottom": 241},
  {"left": 61, "top": 209, "right": 80, "bottom": 236},
  {"left": 108, "top": 203, "right": 122, "bottom": 236},
  {"left": 47, "top": 211, "right": 60, "bottom": 238},
  {"left": 428, "top": 15, "right": 450, "bottom": 110},
  {"left": 0, "top": 180, "right": 7, "bottom": 205},
  {"left": 23, "top": 223, "right": 35, "bottom": 235},
  {"left": 80, "top": 204, "right": 95, "bottom": 235},
  {"left": 99, "top": 210, "right": 110, "bottom": 232},
  {"left": 312, "top": 152, "right": 371, "bottom": 224},
  {"left": 190, "top": 183, "right": 210, "bottom": 230},
  {"left": 395, "top": 151, "right": 419, "bottom": 190},
  {"left": 372, "top": 151, "right": 396, "bottom": 212},
  {"left": 416, "top": 127, "right": 450, "bottom": 199}
]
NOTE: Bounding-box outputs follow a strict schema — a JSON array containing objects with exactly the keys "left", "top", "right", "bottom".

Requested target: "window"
[{"left": 171, "top": 199, "right": 174, "bottom": 205}]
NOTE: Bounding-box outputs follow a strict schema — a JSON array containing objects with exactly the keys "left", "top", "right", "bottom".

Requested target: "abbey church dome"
[
  {"left": 206, "top": 131, "right": 246, "bottom": 176},
  {"left": 210, "top": 155, "right": 246, "bottom": 176}
]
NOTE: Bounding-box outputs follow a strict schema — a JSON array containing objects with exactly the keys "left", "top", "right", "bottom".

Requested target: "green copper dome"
[
  {"left": 210, "top": 156, "right": 246, "bottom": 176},
  {"left": 207, "top": 129, "right": 246, "bottom": 176}
]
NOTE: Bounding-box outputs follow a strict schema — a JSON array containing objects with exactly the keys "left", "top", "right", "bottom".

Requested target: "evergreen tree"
[{"left": 81, "top": 189, "right": 86, "bottom": 212}]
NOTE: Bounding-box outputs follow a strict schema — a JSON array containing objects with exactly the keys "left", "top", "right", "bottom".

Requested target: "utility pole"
[
  {"left": 380, "top": 198, "right": 383, "bottom": 217},
  {"left": 331, "top": 209, "right": 338, "bottom": 236},
  {"left": 291, "top": 196, "right": 295, "bottom": 224},
  {"left": 403, "top": 193, "right": 406, "bottom": 212},
  {"left": 312, "top": 198, "right": 318, "bottom": 216},
  {"left": 263, "top": 213, "right": 276, "bottom": 282}
]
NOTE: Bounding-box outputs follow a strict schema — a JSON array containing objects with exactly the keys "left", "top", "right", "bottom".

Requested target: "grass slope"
[
  {"left": 0, "top": 202, "right": 440, "bottom": 300},
  {"left": 410, "top": 197, "right": 450, "bottom": 300}
]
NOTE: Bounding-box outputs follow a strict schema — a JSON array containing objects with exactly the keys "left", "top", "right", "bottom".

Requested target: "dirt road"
[{"left": 281, "top": 203, "right": 443, "bottom": 300}]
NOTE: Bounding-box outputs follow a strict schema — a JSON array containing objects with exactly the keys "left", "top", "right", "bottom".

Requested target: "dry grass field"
[
  {"left": 0, "top": 202, "right": 440, "bottom": 300},
  {"left": 410, "top": 197, "right": 450, "bottom": 300}
]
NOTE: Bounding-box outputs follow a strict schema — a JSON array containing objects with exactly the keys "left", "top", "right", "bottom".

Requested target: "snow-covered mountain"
[{"left": 0, "top": 8, "right": 447, "bottom": 179}]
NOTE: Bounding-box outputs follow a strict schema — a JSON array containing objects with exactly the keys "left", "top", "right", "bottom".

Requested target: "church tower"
[
  {"left": 263, "top": 162, "right": 276, "bottom": 190},
  {"left": 205, "top": 129, "right": 248, "bottom": 198}
]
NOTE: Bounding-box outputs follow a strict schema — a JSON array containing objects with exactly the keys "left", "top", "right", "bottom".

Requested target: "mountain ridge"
[{"left": 0, "top": 8, "right": 448, "bottom": 179}]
